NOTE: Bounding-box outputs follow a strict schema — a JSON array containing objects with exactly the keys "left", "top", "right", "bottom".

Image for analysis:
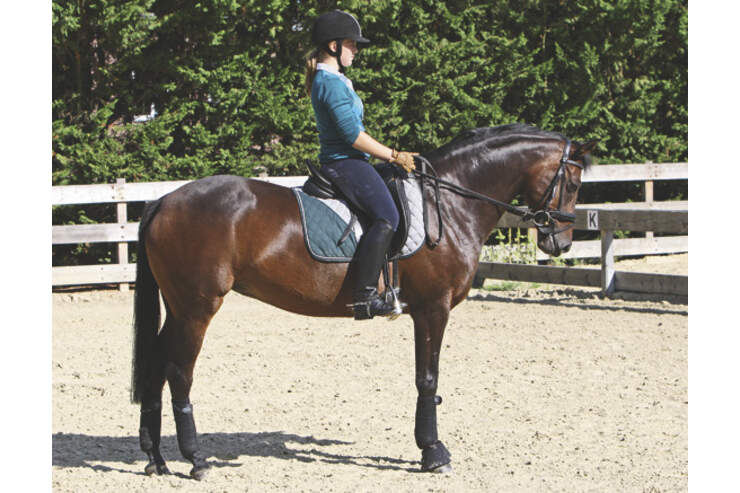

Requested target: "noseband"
[{"left": 412, "top": 139, "right": 583, "bottom": 248}]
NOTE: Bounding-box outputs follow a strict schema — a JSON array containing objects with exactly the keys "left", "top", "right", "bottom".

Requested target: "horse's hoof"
[
  {"left": 144, "top": 461, "right": 170, "bottom": 476},
  {"left": 420, "top": 441, "right": 452, "bottom": 473},
  {"left": 430, "top": 463, "right": 453, "bottom": 474},
  {"left": 190, "top": 465, "right": 209, "bottom": 481}
]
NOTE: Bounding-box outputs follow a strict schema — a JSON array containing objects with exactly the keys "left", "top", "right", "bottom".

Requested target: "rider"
[{"left": 305, "top": 10, "right": 417, "bottom": 320}]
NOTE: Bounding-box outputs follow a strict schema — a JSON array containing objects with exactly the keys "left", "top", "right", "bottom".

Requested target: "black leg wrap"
[
  {"left": 421, "top": 441, "right": 452, "bottom": 472},
  {"left": 414, "top": 395, "right": 442, "bottom": 449},
  {"left": 139, "top": 400, "right": 162, "bottom": 453},
  {"left": 140, "top": 400, "right": 170, "bottom": 475},
  {"left": 173, "top": 399, "right": 209, "bottom": 479},
  {"left": 172, "top": 399, "right": 201, "bottom": 460}
]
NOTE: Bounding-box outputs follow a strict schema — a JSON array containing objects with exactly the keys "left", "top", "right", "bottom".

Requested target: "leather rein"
[{"left": 411, "top": 139, "right": 584, "bottom": 248}]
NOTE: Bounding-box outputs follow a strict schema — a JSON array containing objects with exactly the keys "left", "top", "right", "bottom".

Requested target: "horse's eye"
[{"left": 566, "top": 182, "right": 579, "bottom": 193}]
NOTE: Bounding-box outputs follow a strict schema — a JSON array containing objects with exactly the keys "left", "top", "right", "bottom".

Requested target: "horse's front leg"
[{"left": 411, "top": 303, "right": 453, "bottom": 473}]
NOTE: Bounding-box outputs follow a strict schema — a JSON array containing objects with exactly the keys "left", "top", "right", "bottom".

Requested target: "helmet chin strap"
[{"left": 326, "top": 38, "right": 344, "bottom": 70}]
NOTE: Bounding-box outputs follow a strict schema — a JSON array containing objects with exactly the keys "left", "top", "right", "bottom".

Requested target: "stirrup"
[
  {"left": 347, "top": 289, "right": 394, "bottom": 320},
  {"left": 382, "top": 286, "right": 407, "bottom": 321},
  {"left": 348, "top": 298, "right": 394, "bottom": 320},
  {"left": 347, "top": 288, "right": 406, "bottom": 321}
]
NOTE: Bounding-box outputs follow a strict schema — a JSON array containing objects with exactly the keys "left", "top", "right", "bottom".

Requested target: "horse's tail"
[{"left": 131, "top": 199, "right": 163, "bottom": 404}]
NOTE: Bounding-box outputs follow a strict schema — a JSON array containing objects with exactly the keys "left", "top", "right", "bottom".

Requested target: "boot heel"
[{"left": 349, "top": 301, "right": 373, "bottom": 320}]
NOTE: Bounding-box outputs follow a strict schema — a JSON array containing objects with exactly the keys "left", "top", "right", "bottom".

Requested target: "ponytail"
[{"left": 304, "top": 49, "right": 320, "bottom": 97}]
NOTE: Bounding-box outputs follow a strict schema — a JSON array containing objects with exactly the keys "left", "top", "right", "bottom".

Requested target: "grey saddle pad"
[{"left": 293, "top": 175, "right": 425, "bottom": 262}]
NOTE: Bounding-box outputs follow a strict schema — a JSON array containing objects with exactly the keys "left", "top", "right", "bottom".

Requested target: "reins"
[{"left": 411, "top": 139, "right": 584, "bottom": 247}]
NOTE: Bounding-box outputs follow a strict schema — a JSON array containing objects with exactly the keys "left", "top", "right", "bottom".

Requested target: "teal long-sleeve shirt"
[{"left": 311, "top": 67, "right": 370, "bottom": 164}]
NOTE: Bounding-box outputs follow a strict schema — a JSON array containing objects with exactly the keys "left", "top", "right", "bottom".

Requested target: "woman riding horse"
[
  {"left": 130, "top": 10, "right": 598, "bottom": 480},
  {"left": 305, "top": 10, "right": 418, "bottom": 320}
]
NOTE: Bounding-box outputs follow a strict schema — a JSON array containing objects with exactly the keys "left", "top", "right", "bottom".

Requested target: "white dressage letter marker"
[{"left": 587, "top": 210, "right": 599, "bottom": 230}]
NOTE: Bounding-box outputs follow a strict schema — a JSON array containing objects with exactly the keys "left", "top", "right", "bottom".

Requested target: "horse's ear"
[{"left": 573, "top": 139, "right": 599, "bottom": 162}]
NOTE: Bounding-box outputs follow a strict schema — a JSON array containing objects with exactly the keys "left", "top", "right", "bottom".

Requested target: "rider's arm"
[{"left": 352, "top": 131, "right": 394, "bottom": 162}]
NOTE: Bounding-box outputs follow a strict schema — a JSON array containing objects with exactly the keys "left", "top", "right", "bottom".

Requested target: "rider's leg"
[
  {"left": 351, "top": 218, "right": 396, "bottom": 319},
  {"left": 320, "top": 159, "right": 400, "bottom": 319}
]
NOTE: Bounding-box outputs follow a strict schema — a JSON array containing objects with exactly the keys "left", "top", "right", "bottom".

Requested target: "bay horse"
[{"left": 131, "top": 123, "right": 597, "bottom": 479}]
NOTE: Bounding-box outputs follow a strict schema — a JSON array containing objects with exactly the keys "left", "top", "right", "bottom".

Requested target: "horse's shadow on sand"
[
  {"left": 52, "top": 430, "right": 419, "bottom": 477},
  {"left": 469, "top": 288, "right": 688, "bottom": 315}
]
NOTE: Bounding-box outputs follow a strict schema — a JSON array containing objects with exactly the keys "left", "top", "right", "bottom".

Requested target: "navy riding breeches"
[{"left": 320, "top": 158, "right": 400, "bottom": 231}]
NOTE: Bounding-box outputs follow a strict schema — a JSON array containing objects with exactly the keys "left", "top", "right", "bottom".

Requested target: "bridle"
[
  {"left": 528, "top": 139, "right": 584, "bottom": 235},
  {"left": 412, "top": 139, "right": 584, "bottom": 248}
]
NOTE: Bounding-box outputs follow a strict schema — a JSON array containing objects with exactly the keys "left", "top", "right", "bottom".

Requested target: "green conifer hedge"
[{"left": 53, "top": 0, "right": 687, "bottom": 186}]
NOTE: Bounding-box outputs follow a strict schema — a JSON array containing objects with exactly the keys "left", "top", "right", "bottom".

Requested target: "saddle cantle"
[
  {"left": 295, "top": 160, "right": 425, "bottom": 262},
  {"left": 302, "top": 159, "right": 338, "bottom": 200}
]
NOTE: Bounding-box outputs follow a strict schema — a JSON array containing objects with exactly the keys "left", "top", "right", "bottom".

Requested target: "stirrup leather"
[{"left": 382, "top": 257, "right": 406, "bottom": 320}]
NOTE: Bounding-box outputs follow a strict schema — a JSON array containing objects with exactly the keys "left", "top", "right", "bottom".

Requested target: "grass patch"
[{"left": 480, "top": 229, "right": 536, "bottom": 264}]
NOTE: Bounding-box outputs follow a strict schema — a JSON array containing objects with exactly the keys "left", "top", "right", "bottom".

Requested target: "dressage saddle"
[{"left": 301, "top": 159, "right": 413, "bottom": 259}]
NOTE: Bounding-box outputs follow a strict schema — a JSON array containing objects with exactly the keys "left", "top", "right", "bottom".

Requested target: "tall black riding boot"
[{"left": 352, "top": 219, "right": 396, "bottom": 320}]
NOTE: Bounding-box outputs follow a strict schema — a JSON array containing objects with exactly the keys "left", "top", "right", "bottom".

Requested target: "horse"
[{"left": 130, "top": 123, "right": 597, "bottom": 479}]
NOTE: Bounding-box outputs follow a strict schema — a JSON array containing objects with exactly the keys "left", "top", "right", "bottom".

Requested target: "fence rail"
[
  {"left": 477, "top": 208, "right": 688, "bottom": 296},
  {"left": 52, "top": 163, "right": 688, "bottom": 296}
]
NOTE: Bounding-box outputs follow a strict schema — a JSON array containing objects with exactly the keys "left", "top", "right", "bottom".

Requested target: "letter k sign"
[{"left": 587, "top": 210, "right": 599, "bottom": 230}]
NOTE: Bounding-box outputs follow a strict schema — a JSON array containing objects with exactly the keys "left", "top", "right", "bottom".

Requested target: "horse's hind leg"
[
  {"left": 138, "top": 355, "right": 169, "bottom": 475},
  {"left": 160, "top": 296, "right": 224, "bottom": 480}
]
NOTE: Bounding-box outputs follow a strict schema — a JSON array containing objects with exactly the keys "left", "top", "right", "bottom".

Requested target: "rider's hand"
[{"left": 391, "top": 149, "right": 418, "bottom": 173}]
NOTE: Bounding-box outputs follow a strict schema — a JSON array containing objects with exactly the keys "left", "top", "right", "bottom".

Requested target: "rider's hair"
[{"left": 304, "top": 48, "right": 320, "bottom": 97}]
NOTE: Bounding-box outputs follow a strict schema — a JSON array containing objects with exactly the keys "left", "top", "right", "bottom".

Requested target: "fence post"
[
  {"left": 601, "top": 229, "right": 615, "bottom": 296},
  {"left": 116, "top": 178, "right": 129, "bottom": 292},
  {"left": 645, "top": 160, "right": 654, "bottom": 240},
  {"left": 528, "top": 227, "right": 538, "bottom": 263}
]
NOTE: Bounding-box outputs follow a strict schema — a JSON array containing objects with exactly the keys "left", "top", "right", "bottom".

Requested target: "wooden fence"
[
  {"left": 52, "top": 163, "right": 687, "bottom": 296},
  {"left": 477, "top": 208, "right": 687, "bottom": 296}
]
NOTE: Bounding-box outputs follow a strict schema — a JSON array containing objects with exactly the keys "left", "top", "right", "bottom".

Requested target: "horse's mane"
[
  {"left": 424, "top": 123, "right": 593, "bottom": 172},
  {"left": 431, "top": 123, "right": 566, "bottom": 159}
]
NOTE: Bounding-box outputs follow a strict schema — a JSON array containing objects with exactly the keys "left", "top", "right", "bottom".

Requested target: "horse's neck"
[{"left": 435, "top": 154, "right": 524, "bottom": 247}]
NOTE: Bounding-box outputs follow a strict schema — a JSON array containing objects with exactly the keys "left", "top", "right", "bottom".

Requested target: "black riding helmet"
[{"left": 311, "top": 10, "right": 370, "bottom": 69}]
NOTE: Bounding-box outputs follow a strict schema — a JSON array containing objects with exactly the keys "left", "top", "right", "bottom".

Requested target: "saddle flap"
[{"left": 376, "top": 163, "right": 412, "bottom": 257}]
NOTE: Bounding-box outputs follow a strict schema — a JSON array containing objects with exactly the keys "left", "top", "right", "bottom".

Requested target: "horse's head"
[{"left": 522, "top": 139, "right": 598, "bottom": 257}]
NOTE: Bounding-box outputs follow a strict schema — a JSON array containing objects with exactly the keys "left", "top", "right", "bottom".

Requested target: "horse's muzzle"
[{"left": 538, "top": 233, "right": 571, "bottom": 257}]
